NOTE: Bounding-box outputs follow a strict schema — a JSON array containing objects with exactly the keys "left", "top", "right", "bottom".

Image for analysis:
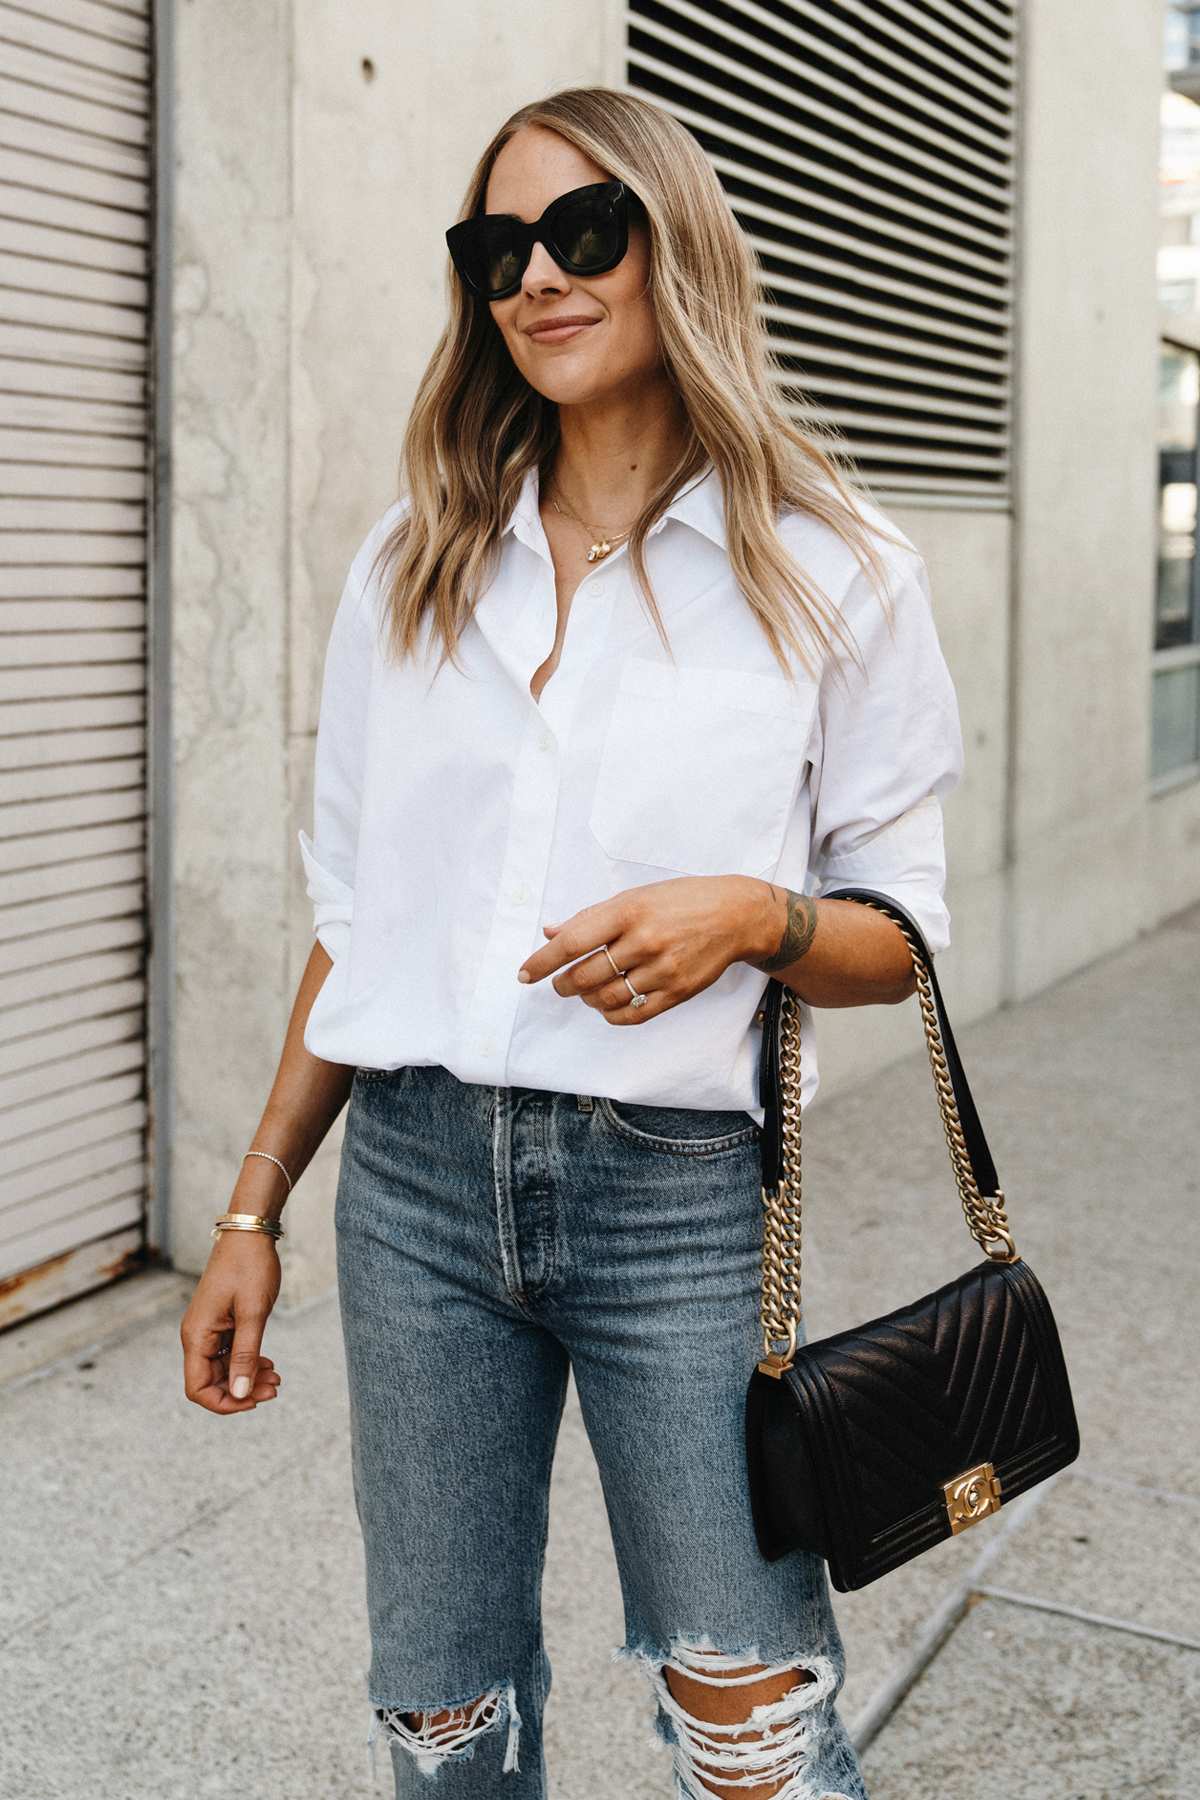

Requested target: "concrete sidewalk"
[{"left": 2, "top": 907, "right": 1198, "bottom": 1799}]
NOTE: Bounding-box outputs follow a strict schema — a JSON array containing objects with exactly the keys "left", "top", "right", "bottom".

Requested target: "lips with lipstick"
[{"left": 522, "top": 313, "right": 602, "bottom": 346}]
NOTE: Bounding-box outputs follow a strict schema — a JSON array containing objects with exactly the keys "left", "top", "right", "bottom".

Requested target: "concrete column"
[
  {"left": 171, "top": 0, "right": 620, "bottom": 1295},
  {"left": 1007, "top": 0, "right": 1163, "bottom": 998},
  {"left": 170, "top": 0, "right": 294, "bottom": 1282}
]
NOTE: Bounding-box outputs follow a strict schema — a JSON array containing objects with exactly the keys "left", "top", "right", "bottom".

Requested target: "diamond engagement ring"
[{"left": 601, "top": 943, "right": 648, "bottom": 1009}]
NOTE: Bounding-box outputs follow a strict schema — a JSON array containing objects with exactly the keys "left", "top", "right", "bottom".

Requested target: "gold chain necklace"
[{"left": 551, "top": 484, "right": 635, "bottom": 563}]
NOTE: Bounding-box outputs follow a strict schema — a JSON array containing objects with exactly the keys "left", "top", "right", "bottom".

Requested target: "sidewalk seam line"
[
  {"left": 1071, "top": 1469, "right": 1200, "bottom": 1510},
  {"left": 848, "top": 1465, "right": 1200, "bottom": 1756},
  {"left": 847, "top": 1475, "right": 1060, "bottom": 1754},
  {"left": 0, "top": 1281, "right": 333, "bottom": 1398},
  {"left": 0, "top": 1281, "right": 196, "bottom": 1397},
  {"left": 973, "top": 1586, "right": 1200, "bottom": 1652}
]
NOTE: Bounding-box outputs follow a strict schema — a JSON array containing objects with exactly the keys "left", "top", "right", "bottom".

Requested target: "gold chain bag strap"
[{"left": 745, "top": 888, "right": 1079, "bottom": 1593}]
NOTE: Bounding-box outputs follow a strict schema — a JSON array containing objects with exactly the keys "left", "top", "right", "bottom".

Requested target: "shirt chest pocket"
[{"left": 589, "top": 659, "right": 816, "bottom": 878}]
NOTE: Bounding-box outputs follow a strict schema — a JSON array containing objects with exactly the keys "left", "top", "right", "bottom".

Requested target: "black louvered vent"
[{"left": 627, "top": 0, "right": 1016, "bottom": 508}]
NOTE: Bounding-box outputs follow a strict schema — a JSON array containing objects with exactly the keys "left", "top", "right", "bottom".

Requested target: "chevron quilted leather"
[{"left": 745, "top": 1257, "right": 1079, "bottom": 1591}]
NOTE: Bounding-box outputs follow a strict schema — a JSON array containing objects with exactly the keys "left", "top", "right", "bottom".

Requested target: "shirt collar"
[
  {"left": 501, "top": 463, "right": 727, "bottom": 554},
  {"left": 653, "top": 465, "right": 726, "bottom": 550},
  {"left": 504, "top": 467, "right": 547, "bottom": 557}
]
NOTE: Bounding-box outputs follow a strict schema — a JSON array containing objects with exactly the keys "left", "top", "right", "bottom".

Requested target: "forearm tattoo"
[{"left": 756, "top": 888, "right": 819, "bottom": 972}]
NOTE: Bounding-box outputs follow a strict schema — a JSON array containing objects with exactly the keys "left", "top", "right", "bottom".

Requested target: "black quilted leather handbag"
[{"left": 745, "top": 888, "right": 1079, "bottom": 1593}]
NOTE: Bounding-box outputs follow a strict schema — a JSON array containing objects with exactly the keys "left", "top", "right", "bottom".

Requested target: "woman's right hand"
[
  {"left": 181, "top": 1230, "right": 283, "bottom": 1414},
  {"left": 178, "top": 943, "right": 353, "bottom": 1415}
]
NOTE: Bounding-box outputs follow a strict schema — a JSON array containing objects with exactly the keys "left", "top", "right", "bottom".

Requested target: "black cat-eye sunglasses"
[{"left": 445, "top": 181, "right": 641, "bottom": 302}]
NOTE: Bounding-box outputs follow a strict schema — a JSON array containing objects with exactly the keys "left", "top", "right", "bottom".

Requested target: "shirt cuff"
[
  {"left": 816, "top": 795, "right": 951, "bottom": 955},
  {"left": 299, "top": 832, "right": 353, "bottom": 963}
]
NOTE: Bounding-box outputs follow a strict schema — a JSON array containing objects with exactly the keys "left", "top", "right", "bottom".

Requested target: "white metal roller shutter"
[
  {"left": 627, "top": 0, "right": 1016, "bottom": 507},
  {"left": 0, "top": 0, "right": 150, "bottom": 1326}
]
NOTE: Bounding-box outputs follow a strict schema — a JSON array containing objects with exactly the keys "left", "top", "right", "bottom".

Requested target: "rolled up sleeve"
[
  {"left": 807, "top": 549, "right": 963, "bottom": 954},
  {"left": 301, "top": 514, "right": 394, "bottom": 962},
  {"left": 299, "top": 832, "right": 354, "bottom": 963}
]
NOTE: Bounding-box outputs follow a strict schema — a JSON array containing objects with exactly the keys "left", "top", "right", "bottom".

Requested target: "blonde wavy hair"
[{"left": 382, "top": 87, "right": 882, "bottom": 673}]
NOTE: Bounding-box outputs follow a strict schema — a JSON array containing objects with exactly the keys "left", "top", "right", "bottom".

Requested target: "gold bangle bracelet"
[{"left": 211, "top": 1212, "right": 284, "bottom": 1241}]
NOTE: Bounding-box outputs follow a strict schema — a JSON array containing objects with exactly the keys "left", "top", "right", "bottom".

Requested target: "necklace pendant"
[{"left": 588, "top": 540, "right": 611, "bottom": 562}]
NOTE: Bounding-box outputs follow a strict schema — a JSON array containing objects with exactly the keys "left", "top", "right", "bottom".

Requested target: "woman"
[{"left": 182, "top": 88, "right": 961, "bottom": 1800}]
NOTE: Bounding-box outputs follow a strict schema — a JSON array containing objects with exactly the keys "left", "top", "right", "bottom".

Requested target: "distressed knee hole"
[
  {"left": 639, "top": 1640, "right": 844, "bottom": 1800},
  {"left": 375, "top": 1683, "right": 521, "bottom": 1779}
]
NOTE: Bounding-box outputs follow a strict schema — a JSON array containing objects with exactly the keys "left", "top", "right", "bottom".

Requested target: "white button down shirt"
[{"left": 302, "top": 468, "right": 962, "bottom": 1112}]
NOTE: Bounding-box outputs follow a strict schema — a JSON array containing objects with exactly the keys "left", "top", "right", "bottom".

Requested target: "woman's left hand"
[{"left": 517, "top": 876, "right": 779, "bottom": 1025}]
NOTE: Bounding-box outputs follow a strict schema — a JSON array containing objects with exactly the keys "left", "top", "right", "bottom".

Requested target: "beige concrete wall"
[
  {"left": 1007, "top": 0, "right": 1164, "bottom": 997},
  {"left": 170, "top": 0, "right": 294, "bottom": 1282},
  {"left": 810, "top": 508, "right": 1011, "bottom": 1101},
  {"left": 171, "top": 0, "right": 619, "bottom": 1292}
]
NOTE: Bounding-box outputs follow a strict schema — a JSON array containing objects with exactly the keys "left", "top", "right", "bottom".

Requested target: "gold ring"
[{"left": 602, "top": 945, "right": 623, "bottom": 979}]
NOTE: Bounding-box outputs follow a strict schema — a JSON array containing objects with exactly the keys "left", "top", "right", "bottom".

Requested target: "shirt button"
[
  {"left": 511, "top": 886, "right": 528, "bottom": 906},
  {"left": 538, "top": 733, "right": 551, "bottom": 752},
  {"left": 587, "top": 578, "right": 605, "bottom": 598},
  {"left": 478, "top": 1038, "right": 492, "bottom": 1058}
]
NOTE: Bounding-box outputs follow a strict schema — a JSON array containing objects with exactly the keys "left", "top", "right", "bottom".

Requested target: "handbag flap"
[{"left": 780, "top": 1258, "right": 1079, "bottom": 1588}]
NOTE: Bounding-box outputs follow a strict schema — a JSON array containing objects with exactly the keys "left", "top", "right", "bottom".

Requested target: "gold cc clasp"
[{"left": 943, "top": 1461, "right": 1002, "bottom": 1534}]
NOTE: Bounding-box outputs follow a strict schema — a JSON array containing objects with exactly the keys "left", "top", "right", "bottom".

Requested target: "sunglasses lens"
[
  {"left": 460, "top": 218, "right": 526, "bottom": 298},
  {"left": 449, "top": 185, "right": 632, "bottom": 298},
  {"left": 553, "top": 193, "right": 622, "bottom": 271}
]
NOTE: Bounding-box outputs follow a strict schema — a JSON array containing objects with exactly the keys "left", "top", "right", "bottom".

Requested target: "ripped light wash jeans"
[{"left": 336, "top": 1065, "right": 867, "bottom": 1800}]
